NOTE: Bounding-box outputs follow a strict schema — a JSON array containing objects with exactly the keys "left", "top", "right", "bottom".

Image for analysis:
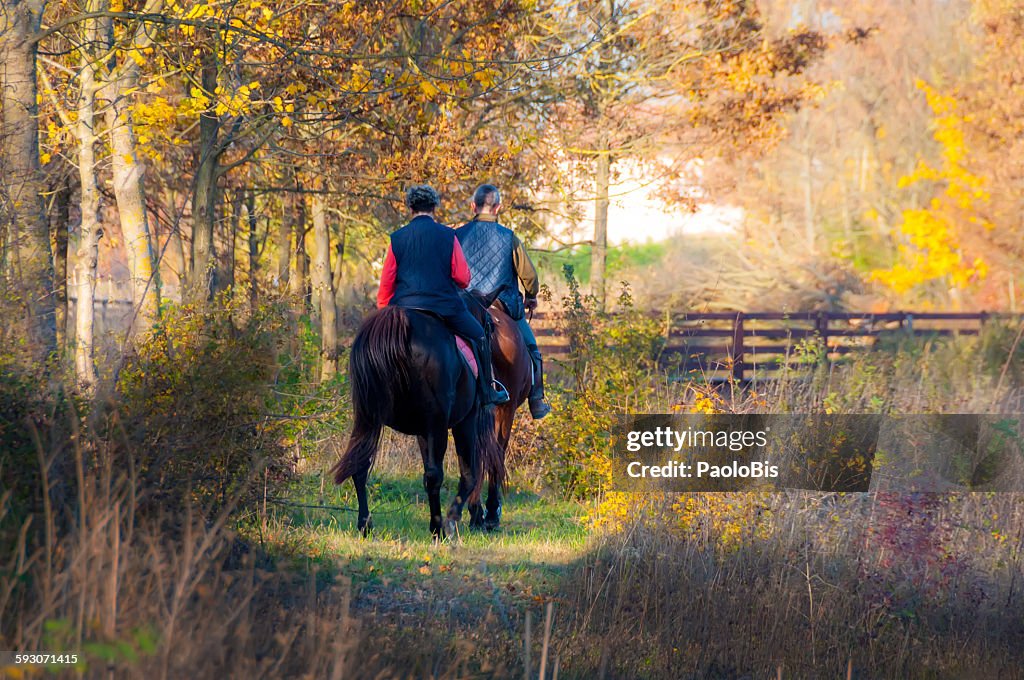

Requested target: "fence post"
[
  {"left": 732, "top": 312, "right": 745, "bottom": 381},
  {"left": 816, "top": 311, "right": 830, "bottom": 359}
]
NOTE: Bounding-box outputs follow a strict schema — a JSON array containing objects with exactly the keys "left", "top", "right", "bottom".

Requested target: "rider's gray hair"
[
  {"left": 472, "top": 184, "right": 501, "bottom": 210},
  {"left": 406, "top": 185, "right": 440, "bottom": 213}
]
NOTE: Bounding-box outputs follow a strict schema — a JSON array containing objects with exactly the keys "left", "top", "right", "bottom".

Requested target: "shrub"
[
  {"left": 537, "top": 268, "right": 665, "bottom": 499},
  {"left": 113, "top": 294, "right": 292, "bottom": 513}
]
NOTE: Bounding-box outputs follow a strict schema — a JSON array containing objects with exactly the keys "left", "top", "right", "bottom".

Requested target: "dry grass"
[
  {"left": 549, "top": 491, "right": 1024, "bottom": 679},
  {"left": 0, "top": 423, "right": 503, "bottom": 678}
]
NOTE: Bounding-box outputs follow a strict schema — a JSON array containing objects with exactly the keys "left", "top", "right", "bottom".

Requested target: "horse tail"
[
  {"left": 469, "top": 404, "right": 506, "bottom": 505},
  {"left": 333, "top": 307, "right": 410, "bottom": 485}
]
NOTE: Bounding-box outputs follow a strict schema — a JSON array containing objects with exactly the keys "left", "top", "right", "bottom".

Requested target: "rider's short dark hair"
[
  {"left": 406, "top": 185, "right": 440, "bottom": 213},
  {"left": 472, "top": 184, "right": 501, "bottom": 210}
]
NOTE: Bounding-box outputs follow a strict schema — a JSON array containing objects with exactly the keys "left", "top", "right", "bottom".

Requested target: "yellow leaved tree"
[{"left": 871, "top": 80, "right": 991, "bottom": 303}]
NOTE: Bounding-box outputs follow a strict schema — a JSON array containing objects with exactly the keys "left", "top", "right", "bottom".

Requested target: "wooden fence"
[
  {"left": 530, "top": 311, "right": 1021, "bottom": 381},
  {"left": 64, "top": 298, "right": 1021, "bottom": 381}
]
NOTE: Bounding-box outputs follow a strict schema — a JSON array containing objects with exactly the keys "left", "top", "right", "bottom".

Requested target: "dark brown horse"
[
  {"left": 332, "top": 300, "right": 505, "bottom": 538},
  {"left": 468, "top": 301, "right": 532, "bottom": 531}
]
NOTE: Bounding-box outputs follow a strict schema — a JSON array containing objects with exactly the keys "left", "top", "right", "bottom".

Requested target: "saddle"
[
  {"left": 403, "top": 307, "right": 479, "bottom": 378},
  {"left": 455, "top": 337, "right": 478, "bottom": 377}
]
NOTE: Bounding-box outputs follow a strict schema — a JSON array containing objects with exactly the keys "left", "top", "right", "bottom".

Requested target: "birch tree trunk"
[
  {"left": 105, "top": 52, "right": 161, "bottom": 330},
  {"left": 310, "top": 192, "right": 337, "bottom": 380},
  {"left": 0, "top": 0, "right": 57, "bottom": 362},
  {"left": 71, "top": 1, "right": 103, "bottom": 387}
]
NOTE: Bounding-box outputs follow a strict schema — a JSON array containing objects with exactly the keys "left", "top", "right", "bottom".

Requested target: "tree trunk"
[
  {"left": 51, "top": 174, "right": 71, "bottom": 351},
  {"left": 166, "top": 187, "right": 189, "bottom": 295},
  {"left": 106, "top": 64, "right": 160, "bottom": 331},
  {"left": 222, "top": 189, "right": 242, "bottom": 296},
  {"left": 188, "top": 44, "right": 220, "bottom": 302},
  {"left": 72, "top": 3, "right": 103, "bottom": 388},
  {"left": 277, "top": 189, "right": 292, "bottom": 293},
  {"left": 0, "top": 0, "right": 57, "bottom": 362},
  {"left": 332, "top": 221, "right": 347, "bottom": 298},
  {"left": 290, "top": 190, "right": 309, "bottom": 309},
  {"left": 802, "top": 110, "right": 816, "bottom": 254},
  {"left": 310, "top": 192, "right": 337, "bottom": 380},
  {"left": 591, "top": 150, "right": 611, "bottom": 312},
  {"left": 246, "top": 190, "right": 259, "bottom": 312}
]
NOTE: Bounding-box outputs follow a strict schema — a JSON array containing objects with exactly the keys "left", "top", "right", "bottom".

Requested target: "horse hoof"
[
  {"left": 443, "top": 519, "right": 460, "bottom": 541},
  {"left": 359, "top": 516, "right": 373, "bottom": 538},
  {"left": 484, "top": 520, "right": 500, "bottom": 533}
]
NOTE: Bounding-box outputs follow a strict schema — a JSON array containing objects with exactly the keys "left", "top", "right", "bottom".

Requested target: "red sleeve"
[
  {"left": 376, "top": 244, "right": 397, "bottom": 308},
  {"left": 451, "top": 237, "right": 471, "bottom": 289}
]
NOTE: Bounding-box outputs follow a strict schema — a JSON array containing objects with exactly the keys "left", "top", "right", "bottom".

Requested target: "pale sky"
[{"left": 543, "top": 159, "right": 744, "bottom": 247}]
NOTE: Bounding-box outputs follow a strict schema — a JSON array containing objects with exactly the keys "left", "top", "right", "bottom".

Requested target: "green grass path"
[{"left": 245, "top": 469, "right": 589, "bottom": 660}]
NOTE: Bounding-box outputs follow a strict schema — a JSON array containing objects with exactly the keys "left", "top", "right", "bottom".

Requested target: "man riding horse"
[
  {"left": 376, "top": 185, "right": 510, "bottom": 406},
  {"left": 456, "top": 184, "right": 551, "bottom": 420}
]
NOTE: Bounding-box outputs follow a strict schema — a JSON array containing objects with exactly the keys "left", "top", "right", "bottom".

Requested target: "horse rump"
[{"left": 332, "top": 307, "right": 410, "bottom": 485}]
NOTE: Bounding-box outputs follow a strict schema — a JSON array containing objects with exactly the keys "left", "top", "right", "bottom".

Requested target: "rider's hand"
[{"left": 524, "top": 297, "right": 538, "bottom": 313}]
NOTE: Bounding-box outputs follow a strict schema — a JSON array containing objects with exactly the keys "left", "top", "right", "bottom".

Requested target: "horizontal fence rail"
[
  {"left": 63, "top": 298, "right": 1022, "bottom": 382},
  {"left": 530, "top": 310, "right": 1023, "bottom": 381}
]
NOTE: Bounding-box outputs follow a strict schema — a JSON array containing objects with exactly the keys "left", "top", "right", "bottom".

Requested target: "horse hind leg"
[
  {"left": 336, "top": 421, "right": 381, "bottom": 538},
  {"left": 354, "top": 468, "right": 373, "bottom": 537},
  {"left": 481, "top": 406, "right": 513, "bottom": 532},
  {"left": 468, "top": 487, "right": 486, "bottom": 530},
  {"left": 484, "top": 478, "right": 502, "bottom": 532},
  {"left": 452, "top": 418, "right": 481, "bottom": 532},
  {"left": 419, "top": 426, "right": 448, "bottom": 538}
]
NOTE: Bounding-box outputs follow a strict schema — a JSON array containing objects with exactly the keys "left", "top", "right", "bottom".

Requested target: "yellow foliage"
[
  {"left": 871, "top": 80, "right": 990, "bottom": 295},
  {"left": 419, "top": 80, "right": 440, "bottom": 98},
  {"left": 671, "top": 493, "right": 772, "bottom": 549},
  {"left": 589, "top": 490, "right": 773, "bottom": 551},
  {"left": 590, "top": 385, "right": 728, "bottom": 531}
]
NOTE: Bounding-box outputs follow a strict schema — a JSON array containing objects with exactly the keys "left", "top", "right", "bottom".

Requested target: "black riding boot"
[
  {"left": 526, "top": 343, "right": 551, "bottom": 419},
  {"left": 474, "top": 334, "right": 510, "bottom": 406}
]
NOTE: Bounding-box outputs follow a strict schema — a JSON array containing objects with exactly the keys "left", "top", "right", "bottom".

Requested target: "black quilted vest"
[
  {"left": 389, "top": 216, "right": 466, "bottom": 316},
  {"left": 456, "top": 219, "right": 524, "bottom": 320}
]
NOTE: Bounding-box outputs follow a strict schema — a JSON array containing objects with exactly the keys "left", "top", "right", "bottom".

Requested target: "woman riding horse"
[{"left": 332, "top": 185, "right": 507, "bottom": 537}]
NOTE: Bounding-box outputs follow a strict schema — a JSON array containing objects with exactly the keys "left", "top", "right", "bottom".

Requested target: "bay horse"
[
  {"left": 468, "top": 299, "right": 533, "bottom": 532},
  {"left": 332, "top": 295, "right": 506, "bottom": 538}
]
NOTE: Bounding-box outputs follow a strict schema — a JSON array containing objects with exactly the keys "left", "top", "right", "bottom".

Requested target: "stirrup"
[{"left": 489, "top": 378, "right": 511, "bottom": 405}]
